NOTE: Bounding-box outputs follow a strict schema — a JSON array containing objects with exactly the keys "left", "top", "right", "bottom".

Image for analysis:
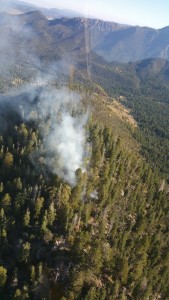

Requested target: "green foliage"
[
  {"left": 3, "top": 152, "right": 13, "bottom": 167},
  {"left": 0, "top": 266, "right": 7, "bottom": 287},
  {"left": 86, "top": 60, "right": 169, "bottom": 180},
  {"left": 0, "top": 109, "right": 168, "bottom": 300}
]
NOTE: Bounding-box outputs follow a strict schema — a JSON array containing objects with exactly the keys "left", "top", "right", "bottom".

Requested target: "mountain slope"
[
  {"left": 1, "top": 10, "right": 169, "bottom": 63},
  {"left": 6, "top": 10, "right": 169, "bottom": 63},
  {"left": 0, "top": 6, "right": 169, "bottom": 300},
  {"left": 82, "top": 57, "right": 169, "bottom": 179},
  {"left": 0, "top": 10, "right": 169, "bottom": 179},
  {"left": 93, "top": 26, "right": 169, "bottom": 62},
  {"left": 0, "top": 93, "right": 168, "bottom": 299}
]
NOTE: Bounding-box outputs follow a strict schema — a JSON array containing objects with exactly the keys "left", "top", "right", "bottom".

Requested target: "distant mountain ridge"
[
  {"left": 0, "top": 0, "right": 84, "bottom": 19},
  {"left": 1, "top": 6, "right": 169, "bottom": 63}
]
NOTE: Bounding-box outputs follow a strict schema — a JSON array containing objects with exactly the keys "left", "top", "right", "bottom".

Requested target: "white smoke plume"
[
  {"left": 23, "top": 87, "right": 88, "bottom": 185},
  {"left": 46, "top": 113, "right": 85, "bottom": 184}
]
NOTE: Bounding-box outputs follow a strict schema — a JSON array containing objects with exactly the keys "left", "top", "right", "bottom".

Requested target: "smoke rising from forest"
[
  {"left": 0, "top": 7, "right": 89, "bottom": 185},
  {"left": 24, "top": 87, "right": 88, "bottom": 185}
]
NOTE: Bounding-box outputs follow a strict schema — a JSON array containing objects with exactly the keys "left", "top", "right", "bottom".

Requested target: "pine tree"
[
  {"left": 23, "top": 209, "right": 30, "bottom": 227},
  {"left": 0, "top": 266, "right": 7, "bottom": 286}
]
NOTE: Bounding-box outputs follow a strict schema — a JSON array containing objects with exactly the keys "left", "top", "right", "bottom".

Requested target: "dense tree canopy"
[{"left": 0, "top": 102, "right": 168, "bottom": 299}]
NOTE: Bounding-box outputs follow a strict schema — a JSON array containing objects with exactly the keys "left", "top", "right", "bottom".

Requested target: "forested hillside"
[
  {"left": 0, "top": 88, "right": 169, "bottom": 300},
  {"left": 80, "top": 58, "right": 169, "bottom": 180}
]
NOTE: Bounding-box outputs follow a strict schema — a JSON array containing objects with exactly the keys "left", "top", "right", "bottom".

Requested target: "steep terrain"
[
  {"left": 0, "top": 93, "right": 168, "bottom": 299},
  {"left": 1, "top": 10, "right": 169, "bottom": 64},
  {"left": 0, "top": 6, "right": 169, "bottom": 300},
  {"left": 0, "top": 10, "right": 169, "bottom": 178},
  {"left": 80, "top": 57, "right": 169, "bottom": 179}
]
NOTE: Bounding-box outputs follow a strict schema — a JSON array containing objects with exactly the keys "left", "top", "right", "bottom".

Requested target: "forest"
[
  {"left": 0, "top": 87, "right": 169, "bottom": 299},
  {"left": 0, "top": 6, "right": 169, "bottom": 300},
  {"left": 82, "top": 59, "right": 169, "bottom": 181}
]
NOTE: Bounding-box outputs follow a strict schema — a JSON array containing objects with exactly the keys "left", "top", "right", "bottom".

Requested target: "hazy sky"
[{"left": 25, "top": 0, "right": 169, "bottom": 28}]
